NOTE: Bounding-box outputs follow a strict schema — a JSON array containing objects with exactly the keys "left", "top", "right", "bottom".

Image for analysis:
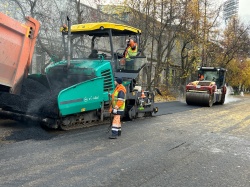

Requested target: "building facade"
[{"left": 223, "top": 0, "right": 239, "bottom": 23}]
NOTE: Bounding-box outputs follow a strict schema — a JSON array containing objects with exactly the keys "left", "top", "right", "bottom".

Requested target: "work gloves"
[
  {"left": 112, "top": 108, "right": 118, "bottom": 114},
  {"left": 112, "top": 106, "right": 119, "bottom": 114}
]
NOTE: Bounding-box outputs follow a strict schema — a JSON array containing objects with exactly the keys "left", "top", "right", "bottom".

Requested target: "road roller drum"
[{"left": 186, "top": 92, "right": 213, "bottom": 107}]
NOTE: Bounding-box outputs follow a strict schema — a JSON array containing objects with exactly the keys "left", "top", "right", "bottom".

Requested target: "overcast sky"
[{"left": 239, "top": 0, "right": 250, "bottom": 25}]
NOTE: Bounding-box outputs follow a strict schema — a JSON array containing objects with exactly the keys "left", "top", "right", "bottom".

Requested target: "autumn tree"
[
  {"left": 226, "top": 59, "right": 250, "bottom": 92},
  {"left": 177, "top": 0, "right": 201, "bottom": 91},
  {"left": 218, "top": 17, "right": 250, "bottom": 67},
  {"left": 177, "top": 0, "right": 222, "bottom": 92},
  {"left": 123, "top": 0, "right": 223, "bottom": 93},
  {"left": 123, "top": 0, "right": 189, "bottom": 91}
]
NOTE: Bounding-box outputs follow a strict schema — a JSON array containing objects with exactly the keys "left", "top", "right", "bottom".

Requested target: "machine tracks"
[
  {"left": 56, "top": 112, "right": 151, "bottom": 131},
  {"left": 58, "top": 118, "right": 111, "bottom": 131},
  {"left": 56, "top": 109, "right": 112, "bottom": 131}
]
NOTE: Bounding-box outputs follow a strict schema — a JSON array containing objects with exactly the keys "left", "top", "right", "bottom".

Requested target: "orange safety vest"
[{"left": 110, "top": 84, "right": 126, "bottom": 115}]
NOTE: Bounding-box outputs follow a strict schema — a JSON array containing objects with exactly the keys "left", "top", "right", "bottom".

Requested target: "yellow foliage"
[{"left": 227, "top": 59, "right": 250, "bottom": 88}]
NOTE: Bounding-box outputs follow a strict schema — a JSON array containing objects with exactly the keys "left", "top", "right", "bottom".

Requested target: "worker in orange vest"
[{"left": 109, "top": 77, "right": 127, "bottom": 139}]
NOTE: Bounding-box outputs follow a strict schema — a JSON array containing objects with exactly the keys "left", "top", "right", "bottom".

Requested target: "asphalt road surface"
[{"left": 0, "top": 95, "right": 249, "bottom": 187}]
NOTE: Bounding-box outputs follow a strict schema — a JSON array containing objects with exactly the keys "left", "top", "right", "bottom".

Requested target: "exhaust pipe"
[{"left": 67, "top": 16, "right": 71, "bottom": 69}]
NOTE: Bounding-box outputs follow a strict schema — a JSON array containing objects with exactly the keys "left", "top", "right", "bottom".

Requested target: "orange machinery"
[{"left": 0, "top": 12, "right": 40, "bottom": 94}]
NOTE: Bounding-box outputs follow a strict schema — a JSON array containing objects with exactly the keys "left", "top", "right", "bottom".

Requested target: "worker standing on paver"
[
  {"left": 109, "top": 77, "right": 126, "bottom": 139},
  {"left": 123, "top": 39, "right": 138, "bottom": 59},
  {"left": 120, "top": 39, "right": 138, "bottom": 66}
]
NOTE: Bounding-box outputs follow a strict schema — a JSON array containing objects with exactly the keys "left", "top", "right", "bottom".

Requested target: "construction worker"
[
  {"left": 199, "top": 74, "right": 204, "bottom": 81},
  {"left": 109, "top": 77, "right": 126, "bottom": 139},
  {"left": 124, "top": 39, "right": 138, "bottom": 59},
  {"left": 120, "top": 39, "right": 138, "bottom": 66}
]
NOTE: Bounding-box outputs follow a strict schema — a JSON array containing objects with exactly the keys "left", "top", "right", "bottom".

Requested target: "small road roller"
[{"left": 186, "top": 67, "right": 227, "bottom": 107}]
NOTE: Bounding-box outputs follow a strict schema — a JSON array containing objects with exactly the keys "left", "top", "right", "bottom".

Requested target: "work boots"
[
  {"left": 109, "top": 126, "right": 118, "bottom": 139},
  {"left": 118, "top": 127, "right": 121, "bottom": 136},
  {"left": 109, "top": 126, "right": 121, "bottom": 139}
]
